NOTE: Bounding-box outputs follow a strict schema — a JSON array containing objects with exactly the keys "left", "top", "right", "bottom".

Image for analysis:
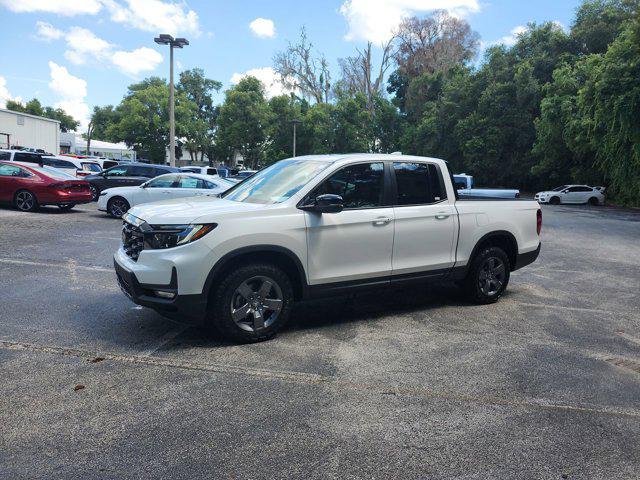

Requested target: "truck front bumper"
[{"left": 114, "top": 256, "right": 208, "bottom": 323}]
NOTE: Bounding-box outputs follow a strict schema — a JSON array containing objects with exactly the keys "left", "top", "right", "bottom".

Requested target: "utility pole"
[
  {"left": 290, "top": 118, "right": 301, "bottom": 157},
  {"left": 154, "top": 34, "right": 189, "bottom": 167}
]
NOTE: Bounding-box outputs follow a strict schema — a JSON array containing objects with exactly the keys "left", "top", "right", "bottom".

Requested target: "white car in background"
[
  {"left": 98, "top": 172, "right": 234, "bottom": 218},
  {"left": 180, "top": 166, "right": 221, "bottom": 176},
  {"left": 535, "top": 185, "right": 605, "bottom": 205},
  {"left": 40, "top": 156, "right": 102, "bottom": 178}
]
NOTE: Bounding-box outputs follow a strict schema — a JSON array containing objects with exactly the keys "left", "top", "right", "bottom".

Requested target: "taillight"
[
  {"left": 536, "top": 209, "right": 542, "bottom": 235},
  {"left": 76, "top": 170, "right": 90, "bottom": 177}
]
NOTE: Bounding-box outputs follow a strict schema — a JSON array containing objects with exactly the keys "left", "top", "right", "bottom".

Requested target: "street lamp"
[
  {"left": 290, "top": 118, "right": 301, "bottom": 157},
  {"left": 154, "top": 34, "right": 189, "bottom": 167}
]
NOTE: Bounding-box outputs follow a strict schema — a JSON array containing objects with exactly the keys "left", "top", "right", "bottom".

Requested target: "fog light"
[{"left": 154, "top": 290, "right": 176, "bottom": 299}]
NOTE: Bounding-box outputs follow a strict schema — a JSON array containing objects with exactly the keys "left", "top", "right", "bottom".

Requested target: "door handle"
[
  {"left": 435, "top": 213, "right": 450, "bottom": 220},
  {"left": 373, "top": 216, "right": 392, "bottom": 226}
]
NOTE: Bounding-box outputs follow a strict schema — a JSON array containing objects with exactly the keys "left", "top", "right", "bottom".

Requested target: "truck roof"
[{"left": 290, "top": 153, "right": 446, "bottom": 164}]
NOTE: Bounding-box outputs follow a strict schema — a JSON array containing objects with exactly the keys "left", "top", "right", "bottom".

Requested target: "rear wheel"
[
  {"left": 549, "top": 196, "right": 560, "bottom": 205},
  {"left": 107, "top": 196, "right": 130, "bottom": 218},
  {"left": 588, "top": 197, "right": 599, "bottom": 206},
  {"left": 463, "top": 246, "right": 510, "bottom": 304},
  {"left": 208, "top": 263, "right": 294, "bottom": 343},
  {"left": 58, "top": 204, "right": 76, "bottom": 211},
  {"left": 14, "top": 190, "right": 38, "bottom": 212}
]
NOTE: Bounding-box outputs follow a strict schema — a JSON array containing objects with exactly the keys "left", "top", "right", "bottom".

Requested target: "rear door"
[
  {"left": 391, "top": 162, "right": 457, "bottom": 277},
  {"left": 140, "top": 174, "right": 180, "bottom": 203},
  {"left": 303, "top": 161, "right": 395, "bottom": 285}
]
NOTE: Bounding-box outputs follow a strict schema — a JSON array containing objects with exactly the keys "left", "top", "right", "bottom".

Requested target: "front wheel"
[
  {"left": 14, "top": 190, "right": 38, "bottom": 212},
  {"left": 107, "top": 196, "right": 130, "bottom": 218},
  {"left": 208, "top": 263, "right": 294, "bottom": 343},
  {"left": 463, "top": 246, "right": 511, "bottom": 304},
  {"left": 549, "top": 196, "right": 560, "bottom": 205},
  {"left": 588, "top": 197, "right": 599, "bottom": 206},
  {"left": 89, "top": 184, "right": 100, "bottom": 201}
]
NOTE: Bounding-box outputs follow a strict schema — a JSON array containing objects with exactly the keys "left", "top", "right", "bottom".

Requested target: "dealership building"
[
  {"left": 0, "top": 108, "right": 60, "bottom": 154},
  {"left": 60, "top": 132, "right": 136, "bottom": 161}
]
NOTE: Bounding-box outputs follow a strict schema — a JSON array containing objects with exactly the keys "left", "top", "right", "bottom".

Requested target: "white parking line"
[{"left": 0, "top": 258, "right": 112, "bottom": 273}]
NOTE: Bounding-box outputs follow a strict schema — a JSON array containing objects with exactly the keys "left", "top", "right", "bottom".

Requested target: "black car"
[{"left": 86, "top": 163, "right": 180, "bottom": 201}]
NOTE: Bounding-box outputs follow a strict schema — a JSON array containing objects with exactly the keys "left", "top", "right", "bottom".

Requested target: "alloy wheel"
[
  {"left": 90, "top": 185, "right": 99, "bottom": 201},
  {"left": 15, "top": 191, "right": 35, "bottom": 211},
  {"left": 478, "top": 257, "right": 506, "bottom": 296},
  {"left": 230, "top": 275, "right": 283, "bottom": 332},
  {"left": 110, "top": 199, "right": 128, "bottom": 217}
]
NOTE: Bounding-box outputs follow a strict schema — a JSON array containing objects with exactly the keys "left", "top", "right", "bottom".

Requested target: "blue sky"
[{"left": 0, "top": 0, "right": 583, "bottom": 130}]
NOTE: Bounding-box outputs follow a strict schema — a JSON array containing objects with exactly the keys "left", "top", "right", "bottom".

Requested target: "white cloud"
[
  {"left": 0, "top": 0, "right": 102, "bottom": 15},
  {"left": 35, "top": 21, "right": 64, "bottom": 41},
  {"left": 0, "top": 76, "right": 22, "bottom": 109},
  {"left": 492, "top": 25, "right": 528, "bottom": 47},
  {"left": 249, "top": 18, "right": 275, "bottom": 38},
  {"left": 48, "top": 61, "right": 89, "bottom": 129},
  {"left": 339, "top": 0, "right": 480, "bottom": 43},
  {"left": 230, "top": 67, "right": 293, "bottom": 99},
  {"left": 64, "top": 26, "right": 113, "bottom": 65},
  {"left": 111, "top": 47, "right": 163, "bottom": 76},
  {"left": 103, "top": 0, "right": 201, "bottom": 37}
]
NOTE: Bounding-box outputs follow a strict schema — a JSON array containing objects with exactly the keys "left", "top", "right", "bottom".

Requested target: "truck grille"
[{"left": 122, "top": 221, "right": 144, "bottom": 261}]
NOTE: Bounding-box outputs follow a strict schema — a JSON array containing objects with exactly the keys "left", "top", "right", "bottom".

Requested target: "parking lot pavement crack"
[{"left": 3, "top": 339, "right": 640, "bottom": 421}]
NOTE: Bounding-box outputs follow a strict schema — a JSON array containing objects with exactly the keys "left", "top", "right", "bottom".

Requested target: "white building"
[
  {"left": 0, "top": 108, "right": 60, "bottom": 154},
  {"left": 60, "top": 132, "right": 136, "bottom": 161}
]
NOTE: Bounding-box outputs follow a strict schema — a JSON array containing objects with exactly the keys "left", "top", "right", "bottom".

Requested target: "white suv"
[{"left": 114, "top": 154, "right": 542, "bottom": 343}]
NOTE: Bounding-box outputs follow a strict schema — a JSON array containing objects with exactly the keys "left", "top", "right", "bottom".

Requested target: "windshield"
[
  {"left": 222, "top": 159, "right": 330, "bottom": 204},
  {"left": 552, "top": 185, "right": 569, "bottom": 191},
  {"left": 81, "top": 162, "right": 102, "bottom": 172}
]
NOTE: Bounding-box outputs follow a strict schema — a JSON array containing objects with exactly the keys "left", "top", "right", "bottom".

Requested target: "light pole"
[
  {"left": 290, "top": 118, "right": 301, "bottom": 157},
  {"left": 154, "top": 34, "right": 189, "bottom": 167}
]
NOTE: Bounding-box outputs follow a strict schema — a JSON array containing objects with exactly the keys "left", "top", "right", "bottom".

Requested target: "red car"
[{"left": 0, "top": 161, "right": 93, "bottom": 212}]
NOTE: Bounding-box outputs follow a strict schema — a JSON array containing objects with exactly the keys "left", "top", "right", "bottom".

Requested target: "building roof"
[
  {"left": 0, "top": 108, "right": 61, "bottom": 124},
  {"left": 62, "top": 132, "right": 133, "bottom": 151}
]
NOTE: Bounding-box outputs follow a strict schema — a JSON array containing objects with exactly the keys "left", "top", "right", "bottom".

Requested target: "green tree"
[
  {"left": 571, "top": 0, "right": 639, "bottom": 54},
  {"left": 214, "top": 77, "right": 271, "bottom": 168},
  {"left": 6, "top": 98, "right": 79, "bottom": 132}
]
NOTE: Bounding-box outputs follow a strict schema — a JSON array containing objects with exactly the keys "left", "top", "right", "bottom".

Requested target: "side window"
[
  {"left": 577, "top": 186, "right": 593, "bottom": 192},
  {"left": 146, "top": 175, "right": 179, "bottom": 188},
  {"left": 106, "top": 166, "right": 129, "bottom": 176},
  {"left": 177, "top": 176, "right": 204, "bottom": 189},
  {"left": 567, "top": 187, "right": 581, "bottom": 193},
  {"left": 313, "top": 162, "right": 385, "bottom": 209},
  {"left": 130, "top": 166, "right": 153, "bottom": 177},
  {"left": 0, "top": 152, "right": 11, "bottom": 160},
  {"left": 428, "top": 164, "right": 446, "bottom": 201},
  {"left": 14, "top": 153, "right": 41, "bottom": 164},
  {"left": 206, "top": 168, "right": 217, "bottom": 176},
  {"left": 393, "top": 162, "right": 430, "bottom": 205},
  {"left": 153, "top": 168, "right": 172, "bottom": 177},
  {"left": 0, "top": 164, "right": 25, "bottom": 176},
  {"left": 204, "top": 181, "right": 218, "bottom": 189}
]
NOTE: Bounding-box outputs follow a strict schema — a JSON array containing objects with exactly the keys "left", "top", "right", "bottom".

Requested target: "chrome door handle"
[
  {"left": 435, "top": 213, "right": 450, "bottom": 220},
  {"left": 373, "top": 217, "right": 392, "bottom": 226}
]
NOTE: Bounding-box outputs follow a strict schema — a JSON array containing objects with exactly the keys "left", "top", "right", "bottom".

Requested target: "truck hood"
[{"left": 128, "top": 196, "right": 264, "bottom": 225}]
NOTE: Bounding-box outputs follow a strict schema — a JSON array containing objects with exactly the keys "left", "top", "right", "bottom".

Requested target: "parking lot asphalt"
[{"left": 1, "top": 202, "right": 639, "bottom": 479}]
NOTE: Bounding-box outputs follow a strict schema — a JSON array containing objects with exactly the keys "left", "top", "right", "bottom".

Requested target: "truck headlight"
[{"left": 143, "top": 224, "right": 217, "bottom": 250}]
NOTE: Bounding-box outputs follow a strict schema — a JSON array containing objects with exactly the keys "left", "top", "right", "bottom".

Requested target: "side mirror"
[{"left": 301, "top": 194, "right": 344, "bottom": 214}]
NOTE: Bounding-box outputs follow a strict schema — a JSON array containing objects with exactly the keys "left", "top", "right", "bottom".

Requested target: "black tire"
[
  {"left": 58, "top": 204, "right": 76, "bottom": 211},
  {"left": 89, "top": 184, "right": 100, "bottom": 201},
  {"left": 463, "top": 246, "right": 511, "bottom": 304},
  {"left": 549, "top": 196, "right": 560, "bottom": 205},
  {"left": 14, "top": 190, "right": 39, "bottom": 212},
  {"left": 107, "top": 196, "right": 130, "bottom": 218},
  {"left": 208, "top": 263, "right": 294, "bottom": 343},
  {"left": 588, "top": 197, "right": 599, "bottom": 206}
]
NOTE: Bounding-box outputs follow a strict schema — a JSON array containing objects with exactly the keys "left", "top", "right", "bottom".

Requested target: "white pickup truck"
[{"left": 114, "top": 154, "right": 541, "bottom": 343}]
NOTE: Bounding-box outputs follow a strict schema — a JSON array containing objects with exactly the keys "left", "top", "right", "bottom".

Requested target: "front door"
[
  {"left": 391, "top": 162, "right": 457, "bottom": 276},
  {"left": 304, "top": 162, "right": 394, "bottom": 285}
]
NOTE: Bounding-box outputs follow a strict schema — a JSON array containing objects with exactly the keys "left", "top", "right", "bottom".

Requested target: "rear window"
[
  {"left": 14, "top": 152, "right": 42, "bottom": 164},
  {"left": 81, "top": 162, "right": 101, "bottom": 172},
  {"left": 29, "top": 166, "right": 77, "bottom": 179},
  {"left": 0, "top": 151, "right": 10, "bottom": 160}
]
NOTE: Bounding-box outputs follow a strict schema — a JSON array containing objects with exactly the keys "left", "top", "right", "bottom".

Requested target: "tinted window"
[
  {"left": 0, "top": 164, "right": 25, "bottom": 176},
  {"left": 314, "top": 162, "right": 385, "bottom": 209},
  {"left": 102, "top": 160, "right": 119, "bottom": 169},
  {"left": 130, "top": 165, "right": 154, "bottom": 177},
  {"left": 81, "top": 162, "right": 101, "bottom": 172},
  {"left": 178, "top": 176, "right": 204, "bottom": 189},
  {"left": 393, "top": 162, "right": 446, "bottom": 205},
  {"left": 204, "top": 181, "right": 218, "bottom": 189},
  {"left": 181, "top": 167, "right": 200, "bottom": 173},
  {"left": 428, "top": 164, "right": 446, "bottom": 201},
  {"left": 14, "top": 152, "right": 42, "bottom": 164},
  {"left": 45, "top": 158, "right": 76, "bottom": 169},
  {"left": 146, "top": 175, "right": 179, "bottom": 188},
  {"left": 206, "top": 168, "right": 217, "bottom": 175},
  {"left": 153, "top": 167, "right": 173, "bottom": 177},
  {"left": 0, "top": 152, "right": 10, "bottom": 160},
  {"left": 576, "top": 186, "right": 593, "bottom": 192}
]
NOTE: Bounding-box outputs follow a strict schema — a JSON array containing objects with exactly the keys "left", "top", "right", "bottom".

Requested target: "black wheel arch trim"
[
  {"left": 450, "top": 230, "right": 520, "bottom": 280},
  {"left": 202, "top": 245, "right": 309, "bottom": 302}
]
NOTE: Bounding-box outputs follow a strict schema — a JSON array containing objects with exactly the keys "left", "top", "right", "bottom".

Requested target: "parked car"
[
  {"left": 0, "top": 149, "right": 45, "bottom": 164},
  {"left": 535, "top": 185, "right": 605, "bottom": 205},
  {"left": 0, "top": 161, "right": 92, "bottom": 212},
  {"left": 453, "top": 174, "right": 520, "bottom": 199},
  {"left": 41, "top": 155, "right": 102, "bottom": 178},
  {"left": 229, "top": 169, "right": 257, "bottom": 181},
  {"left": 180, "top": 166, "right": 221, "bottom": 176},
  {"left": 85, "top": 163, "right": 181, "bottom": 201},
  {"left": 98, "top": 173, "right": 234, "bottom": 217},
  {"left": 113, "top": 153, "right": 542, "bottom": 343}
]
